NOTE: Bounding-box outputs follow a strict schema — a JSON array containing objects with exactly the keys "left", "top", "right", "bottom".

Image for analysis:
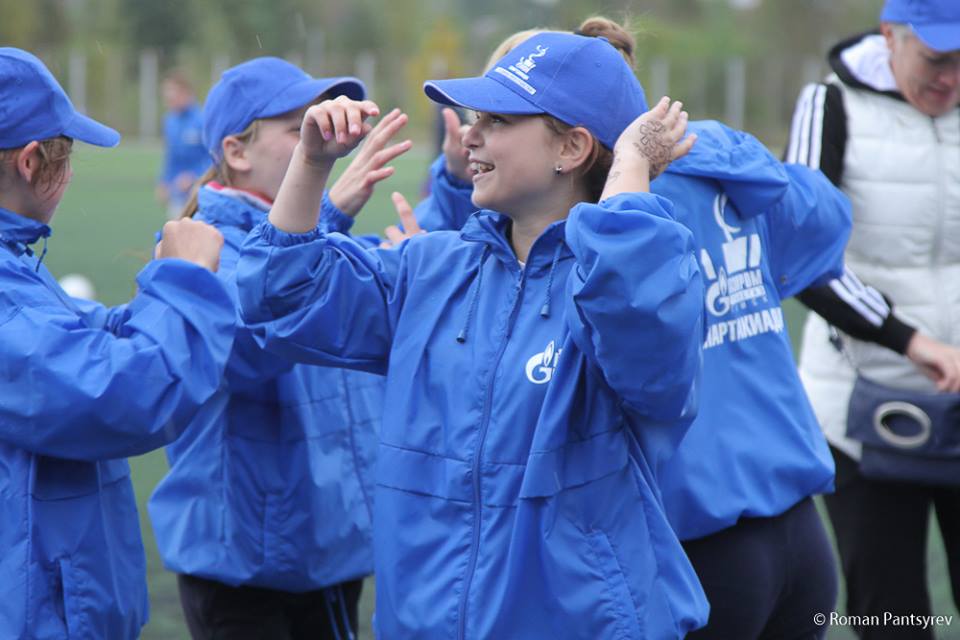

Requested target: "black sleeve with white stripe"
[
  {"left": 795, "top": 267, "right": 915, "bottom": 355},
  {"left": 783, "top": 82, "right": 845, "bottom": 185}
]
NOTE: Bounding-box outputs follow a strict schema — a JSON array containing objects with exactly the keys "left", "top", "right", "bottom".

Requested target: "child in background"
[
  {"left": 147, "top": 57, "right": 411, "bottom": 640},
  {"left": 157, "top": 70, "right": 210, "bottom": 220},
  {"left": 0, "top": 47, "right": 234, "bottom": 639}
]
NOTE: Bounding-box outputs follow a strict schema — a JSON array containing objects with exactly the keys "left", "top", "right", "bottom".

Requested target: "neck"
[
  {"left": 506, "top": 185, "right": 588, "bottom": 262},
  {"left": 0, "top": 189, "right": 46, "bottom": 224}
]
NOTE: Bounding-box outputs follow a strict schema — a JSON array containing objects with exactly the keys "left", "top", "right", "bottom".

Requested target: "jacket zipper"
[
  {"left": 930, "top": 117, "right": 948, "bottom": 339},
  {"left": 456, "top": 268, "right": 527, "bottom": 640}
]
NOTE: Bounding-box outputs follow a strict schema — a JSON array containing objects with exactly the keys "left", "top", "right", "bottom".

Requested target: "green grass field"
[{"left": 44, "top": 143, "right": 958, "bottom": 638}]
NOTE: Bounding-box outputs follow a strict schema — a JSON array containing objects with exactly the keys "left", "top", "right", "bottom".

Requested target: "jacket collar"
[
  {"left": 195, "top": 182, "right": 271, "bottom": 231},
  {"left": 460, "top": 210, "right": 572, "bottom": 274},
  {"left": 829, "top": 30, "right": 907, "bottom": 102},
  {"left": 0, "top": 206, "right": 52, "bottom": 256}
]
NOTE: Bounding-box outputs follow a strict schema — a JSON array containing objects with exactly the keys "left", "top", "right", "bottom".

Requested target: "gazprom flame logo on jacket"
[
  {"left": 701, "top": 194, "right": 783, "bottom": 350},
  {"left": 525, "top": 340, "right": 562, "bottom": 384}
]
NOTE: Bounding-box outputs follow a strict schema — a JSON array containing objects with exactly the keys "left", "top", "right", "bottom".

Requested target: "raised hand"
[
  {"left": 328, "top": 108, "right": 412, "bottom": 217},
  {"left": 906, "top": 332, "right": 960, "bottom": 393},
  {"left": 155, "top": 218, "right": 224, "bottom": 272},
  {"left": 601, "top": 97, "right": 696, "bottom": 200},
  {"left": 380, "top": 192, "right": 425, "bottom": 248},
  {"left": 299, "top": 96, "right": 382, "bottom": 166},
  {"left": 441, "top": 107, "right": 471, "bottom": 183}
]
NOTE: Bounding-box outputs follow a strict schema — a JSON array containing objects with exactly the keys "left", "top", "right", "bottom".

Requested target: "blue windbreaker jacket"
[
  {"left": 236, "top": 193, "right": 708, "bottom": 639},
  {"left": 148, "top": 185, "right": 382, "bottom": 592},
  {"left": 0, "top": 207, "right": 234, "bottom": 639},
  {"left": 410, "top": 123, "right": 851, "bottom": 543},
  {"left": 652, "top": 121, "right": 850, "bottom": 540}
]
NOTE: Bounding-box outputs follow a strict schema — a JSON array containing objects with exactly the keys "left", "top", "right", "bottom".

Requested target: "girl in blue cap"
[
  {"left": 147, "top": 56, "right": 412, "bottom": 640},
  {"left": 0, "top": 47, "right": 235, "bottom": 639},
  {"left": 235, "top": 33, "right": 707, "bottom": 639}
]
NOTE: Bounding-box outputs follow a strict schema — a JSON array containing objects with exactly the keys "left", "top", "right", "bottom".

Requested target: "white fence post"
[
  {"left": 68, "top": 50, "right": 87, "bottom": 113},
  {"left": 139, "top": 49, "right": 159, "bottom": 140},
  {"left": 725, "top": 57, "right": 746, "bottom": 130}
]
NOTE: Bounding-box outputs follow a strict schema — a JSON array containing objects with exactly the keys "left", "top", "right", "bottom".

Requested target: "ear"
[
  {"left": 557, "top": 126, "right": 595, "bottom": 174},
  {"left": 15, "top": 141, "right": 41, "bottom": 183},
  {"left": 221, "top": 135, "right": 252, "bottom": 174}
]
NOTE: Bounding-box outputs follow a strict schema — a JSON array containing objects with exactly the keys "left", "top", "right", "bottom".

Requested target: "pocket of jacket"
[
  {"left": 56, "top": 557, "right": 85, "bottom": 638},
  {"left": 583, "top": 529, "right": 643, "bottom": 640}
]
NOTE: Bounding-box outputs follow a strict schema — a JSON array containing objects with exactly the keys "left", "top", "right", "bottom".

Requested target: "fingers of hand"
[
  {"left": 391, "top": 192, "right": 423, "bottom": 235},
  {"left": 372, "top": 140, "right": 413, "bottom": 169},
  {"left": 672, "top": 132, "right": 697, "bottom": 161},
  {"left": 362, "top": 166, "right": 395, "bottom": 187},
  {"left": 383, "top": 224, "right": 406, "bottom": 246},
  {"left": 391, "top": 191, "right": 412, "bottom": 216}
]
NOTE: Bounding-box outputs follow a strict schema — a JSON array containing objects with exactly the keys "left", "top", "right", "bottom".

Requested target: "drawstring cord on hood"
[
  {"left": 34, "top": 236, "right": 48, "bottom": 272},
  {"left": 456, "top": 237, "right": 565, "bottom": 343},
  {"left": 539, "top": 241, "right": 564, "bottom": 318},
  {"left": 457, "top": 245, "right": 491, "bottom": 344}
]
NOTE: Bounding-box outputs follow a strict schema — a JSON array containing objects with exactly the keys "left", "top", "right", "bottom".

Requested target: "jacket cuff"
[
  {"left": 320, "top": 190, "right": 355, "bottom": 233},
  {"left": 878, "top": 312, "right": 916, "bottom": 355},
  {"left": 255, "top": 220, "right": 324, "bottom": 247}
]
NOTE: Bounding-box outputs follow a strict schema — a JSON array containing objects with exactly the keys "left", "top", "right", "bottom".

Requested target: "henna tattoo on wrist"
[{"left": 633, "top": 120, "right": 671, "bottom": 179}]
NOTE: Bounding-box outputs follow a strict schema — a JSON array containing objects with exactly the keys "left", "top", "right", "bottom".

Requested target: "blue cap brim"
[
  {"left": 61, "top": 112, "right": 121, "bottom": 147},
  {"left": 911, "top": 22, "right": 960, "bottom": 53},
  {"left": 259, "top": 76, "right": 366, "bottom": 119},
  {"left": 424, "top": 76, "right": 543, "bottom": 115}
]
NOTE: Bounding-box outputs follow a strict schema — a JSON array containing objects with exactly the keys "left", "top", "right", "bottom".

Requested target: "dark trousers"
[
  {"left": 682, "top": 497, "right": 838, "bottom": 640},
  {"left": 177, "top": 573, "right": 363, "bottom": 640},
  {"left": 825, "top": 446, "right": 960, "bottom": 640}
]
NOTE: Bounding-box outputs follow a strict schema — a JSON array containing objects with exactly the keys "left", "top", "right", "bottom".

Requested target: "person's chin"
[{"left": 921, "top": 88, "right": 960, "bottom": 116}]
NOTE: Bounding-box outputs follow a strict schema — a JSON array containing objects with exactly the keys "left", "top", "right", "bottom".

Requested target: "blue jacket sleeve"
[
  {"left": 414, "top": 155, "right": 476, "bottom": 232},
  {"left": 318, "top": 190, "right": 382, "bottom": 249},
  {"left": 237, "top": 221, "right": 405, "bottom": 373},
  {"left": 0, "top": 259, "right": 235, "bottom": 461},
  {"left": 564, "top": 192, "right": 704, "bottom": 421},
  {"left": 764, "top": 164, "right": 852, "bottom": 298},
  {"left": 213, "top": 228, "right": 298, "bottom": 390}
]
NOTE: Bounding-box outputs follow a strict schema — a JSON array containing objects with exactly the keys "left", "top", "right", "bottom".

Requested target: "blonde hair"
[
  {"left": 483, "top": 29, "right": 549, "bottom": 73},
  {"left": 0, "top": 136, "right": 74, "bottom": 192}
]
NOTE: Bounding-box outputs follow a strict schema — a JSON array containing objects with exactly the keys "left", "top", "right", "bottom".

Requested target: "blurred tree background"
[{"left": 2, "top": 0, "right": 885, "bottom": 147}]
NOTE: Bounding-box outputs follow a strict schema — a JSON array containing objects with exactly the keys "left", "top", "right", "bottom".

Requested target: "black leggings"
[
  {"left": 177, "top": 573, "right": 363, "bottom": 640},
  {"left": 682, "top": 497, "right": 838, "bottom": 640},
  {"left": 825, "top": 446, "right": 960, "bottom": 640}
]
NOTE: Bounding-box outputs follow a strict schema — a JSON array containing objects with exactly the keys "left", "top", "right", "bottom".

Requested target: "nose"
[{"left": 462, "top": 120, "right": 482, "bottom": 148}]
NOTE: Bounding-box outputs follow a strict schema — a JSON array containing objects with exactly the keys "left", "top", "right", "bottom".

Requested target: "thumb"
[{"left": 443, "top": 108, "right": 462, "bottom": 142}]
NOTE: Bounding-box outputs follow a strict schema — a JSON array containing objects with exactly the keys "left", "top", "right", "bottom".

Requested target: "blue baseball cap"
[
  {"left": 881, "top": 0, "right": 960, "bottom": 52},
  {"left": 203, "top": 57, "right": 366, "bottom": 161},
  {"left": 423, "top": 32, "right": 648, "bottom": 150},
  {"left": 0, "top": 47, "right": 120, "bottom": 149}
]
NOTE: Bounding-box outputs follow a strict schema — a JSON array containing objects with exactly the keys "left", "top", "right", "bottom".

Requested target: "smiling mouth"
[{"left": 469, "top": 161, "right": 495, "bottom": 177}]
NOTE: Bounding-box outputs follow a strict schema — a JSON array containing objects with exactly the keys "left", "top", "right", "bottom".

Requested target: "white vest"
[{"left": 798, "top": 78, "right": 960, "bottom": 459}]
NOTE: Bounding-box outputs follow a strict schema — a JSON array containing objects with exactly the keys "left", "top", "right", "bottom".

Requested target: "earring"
[{"left": 554, "top": 165, "right": 563, "bottom": 176}]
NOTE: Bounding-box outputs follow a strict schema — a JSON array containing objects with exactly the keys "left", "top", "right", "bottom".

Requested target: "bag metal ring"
[{"left": 873, "top": 401, "right": 932, "bottom": 449}]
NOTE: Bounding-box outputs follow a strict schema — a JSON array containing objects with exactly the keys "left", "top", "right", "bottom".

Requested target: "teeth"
[{"left": 470, "top": 161, "right": 494, "bottom": 174}]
